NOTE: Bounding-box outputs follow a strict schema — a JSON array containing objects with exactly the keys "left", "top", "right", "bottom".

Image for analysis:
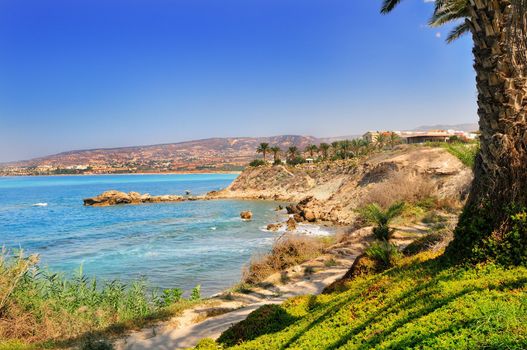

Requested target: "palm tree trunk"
[{"left": 447, "top": 0, "right": 527, "bottom": 264}]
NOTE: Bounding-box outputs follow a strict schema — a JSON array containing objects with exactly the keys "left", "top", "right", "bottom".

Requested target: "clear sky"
[{"left": 0, "top": 0, "right": 477, "bottom": 162}]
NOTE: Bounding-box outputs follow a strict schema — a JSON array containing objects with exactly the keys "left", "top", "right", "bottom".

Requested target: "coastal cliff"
[{"left": 210, "top": 146, "right": 473, "bottom": 224}]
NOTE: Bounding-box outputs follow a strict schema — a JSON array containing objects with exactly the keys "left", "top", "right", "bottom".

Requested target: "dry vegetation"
[
  {"left": 360, "top": 172, "right": 436, "bottom": 208},
  {"left": 241, "top": 235, "right": 331, "bottom": 285}
]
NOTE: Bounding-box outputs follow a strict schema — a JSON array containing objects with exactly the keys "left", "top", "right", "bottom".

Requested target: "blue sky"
[{"left": 0, "top": 0, "right": 476, "bottom": 162}]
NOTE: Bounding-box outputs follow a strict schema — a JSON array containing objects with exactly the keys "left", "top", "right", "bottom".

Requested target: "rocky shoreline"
[{"left": 83, "top": 190, "right": 208, "bottom": 206}]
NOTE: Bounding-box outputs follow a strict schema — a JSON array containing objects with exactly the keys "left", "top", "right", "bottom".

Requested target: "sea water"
[{"left": 0, "top": 174, "right": 296, "bottom": 296}]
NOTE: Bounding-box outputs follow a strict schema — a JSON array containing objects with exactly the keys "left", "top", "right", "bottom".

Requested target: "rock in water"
[
  {"left": 303, "top": 209, "right": 317, "bottom": 222},
  {"left": 286, "top": 217, "right": 297, "bottom": 231},
  {"left": 240, "top": 211, "right": 253, "bottom": 220},
  {"left": 293, "top": 213, "right": 304, "bottom": 223},
  {"left": 266, "top": 223, "right": 282, "bottom": 232}
]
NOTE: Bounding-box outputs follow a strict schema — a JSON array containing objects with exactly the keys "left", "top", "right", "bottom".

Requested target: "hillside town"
[{"left": 0, "top": 128, "right": 478, "bottom": 176}]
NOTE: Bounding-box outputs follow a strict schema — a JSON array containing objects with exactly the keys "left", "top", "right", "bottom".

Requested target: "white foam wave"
[{"left": 32, "top": 203, "right": 48, "bottom": 207}]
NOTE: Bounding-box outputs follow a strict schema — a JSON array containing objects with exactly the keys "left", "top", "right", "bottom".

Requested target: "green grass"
[
  {"left": 425, "top": 142, "right": 479, "bottom": 168},
  {"left": 201, "top": 251, "right": 527, "bottom": 349}
]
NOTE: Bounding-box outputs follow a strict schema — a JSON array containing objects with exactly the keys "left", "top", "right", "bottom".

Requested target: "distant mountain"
[
  {"left": 2, "top": 135, "right": 320, "bottom": 174},
  {"left": 412, "top": 123, "right": 478, "bottom": 132}
]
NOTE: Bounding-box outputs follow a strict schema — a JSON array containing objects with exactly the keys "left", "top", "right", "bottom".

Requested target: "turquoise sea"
[{"left": 0, "top": 174, "right": 293, "bottom": 296}]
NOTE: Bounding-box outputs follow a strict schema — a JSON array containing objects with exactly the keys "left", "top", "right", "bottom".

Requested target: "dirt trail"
[{"left": 115, "top": 252, "right": 357, "bottom": 350}]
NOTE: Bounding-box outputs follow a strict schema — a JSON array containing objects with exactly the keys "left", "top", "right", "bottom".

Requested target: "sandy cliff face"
[{"left": 211, "top": 146, "right": 473, "bottom": 224}]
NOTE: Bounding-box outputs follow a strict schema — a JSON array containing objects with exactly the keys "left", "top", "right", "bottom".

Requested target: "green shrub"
[
  {"left": 287, "top": 157, "right": 306, "bottom": 166},
  {"left": 156, "top": 288, "right": 184, "bottom": 307},
  {"left": 273, "top": 159, "right": 283, "bottom": 166},
  {"left": 365, "top": 241, "right": 401, "bottom": 268},
  {"left": 249, "top": 159, "right": 266, "bottom": 167},
  {"left": 190, "top": 284, "right": 202, "bottom": 301},
  {"left": 360, "top": 202, "right": 405, "bottom": 241}
]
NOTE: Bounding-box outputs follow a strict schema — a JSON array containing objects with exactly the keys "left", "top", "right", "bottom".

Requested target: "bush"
[
  {"left": 361, "top": 172, "right": 436, "bottom": 208},
  {"left": 190, "top": 284, "right": 202, "bottom": 301},
  {"left": 249, "top": 159, "right": 266, "bottom": 167},
  {"left": 360, "top": 202, "right": 405, "bottom": 241},
  {"left": 365, "top": 241, "right": 401, "bottom": 269},
  {"left": 287, "top": 157, "right": 306, "bottom": 166},
  {"left": 273, "top": 159, "right": 283, "bottom": 166},
  {"left": 242, "top": 235, "right": 328, "bottom": 285}
]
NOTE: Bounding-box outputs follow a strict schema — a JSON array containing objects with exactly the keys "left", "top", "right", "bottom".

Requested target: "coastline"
[{"left": 0, "top": 170, "right": 243, "bottom": 177}]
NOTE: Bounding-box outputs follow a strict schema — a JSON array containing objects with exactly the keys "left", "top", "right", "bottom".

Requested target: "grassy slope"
[{"left": 199, "top": 251, "right": 527, "bottom": 350}]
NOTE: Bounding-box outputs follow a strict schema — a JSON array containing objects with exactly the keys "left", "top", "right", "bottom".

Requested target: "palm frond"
[
  {"left": 380, "top": 0, "right": 403, "bottom": 14},
  {"left": 446, "top": 22, "right": 470, "bottom": 43}
]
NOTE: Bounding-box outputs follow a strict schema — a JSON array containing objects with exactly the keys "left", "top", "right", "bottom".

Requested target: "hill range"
[
  {"left": 1, "top": 123, "right": 477, "bottom": 175},
  {"left": 1, "top": 135, "right": 324, "bottom": 174}
]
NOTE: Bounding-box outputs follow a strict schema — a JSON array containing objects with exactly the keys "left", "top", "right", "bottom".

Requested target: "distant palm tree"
[
  {"left": 270, "top": 146, "right": 281, "bottom": 162},
  {"left": 376, "top": 133, "right": 388, "bottom": 150},
  {"left": 388, "top": 132, "right": 401, "bottom": 149},
  {"left": 318, "top": 143, "right": 330, "bottom": 159},
  {"left": 340, "top": 140, "right": 351, "bottom": 159},
  {"left": 305, "top": 144, "right": 318, "bottom": 159},
  {"left": 331, "top": 141, "right": 340, "bottom": 158},
  {"left": 350, "top": 139, "right": 363, "bottom": 157},
  {"left": 256, "top": 143, "right": 270, "bottom": 161},
  {"left": 287, "top": 146, "right": 299, "bottom": 160}
]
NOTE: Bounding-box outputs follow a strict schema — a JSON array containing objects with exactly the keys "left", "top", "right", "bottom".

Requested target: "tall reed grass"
[{"left": 0, "top": 248, "right": 199, "bottom": 347}]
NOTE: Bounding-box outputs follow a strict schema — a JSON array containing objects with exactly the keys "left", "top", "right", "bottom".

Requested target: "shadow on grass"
[{"left": 217, "top": 304, "right": 300, "bottom": 347}]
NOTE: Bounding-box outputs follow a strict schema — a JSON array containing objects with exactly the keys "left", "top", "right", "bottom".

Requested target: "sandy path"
[{"left": 115, "top": 255, "right": 356, "bottom": 350}]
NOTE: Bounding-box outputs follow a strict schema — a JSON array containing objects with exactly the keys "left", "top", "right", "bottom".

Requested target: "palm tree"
[
  {"left": 305, "top": 144, "right": 319, "bottom": 159},
  {"left": 375, "top": 133, "right": 387, "bottom": 150},
  {"left": 388, "top": 132, "right": 401, "bottom": 149},
  {"left": 256, "top": 143, "right": 270, "bottom": 161},
  {"left": 270, "top": 146, "right": 281, "bottom": 162},
  {"left": 319, "top": 143, "right": 330, "bottom": 159},
  {"left": 331, "top": 141, "right": 340, "bottom": 158},
  {"left": 360, "top": 202, "right": 405, "bottom": 241},
  {"left": 287, "top": 146, "right": 299, "bottom": 160},
  {"left": 340, "top": 140, "right": 351, "bottom": 159},
  {"left": 350, "top": 139, "right": 363, "bottom": 157},
  {"left": 381, "top": 0, "right": 527, "bottom": 263}
]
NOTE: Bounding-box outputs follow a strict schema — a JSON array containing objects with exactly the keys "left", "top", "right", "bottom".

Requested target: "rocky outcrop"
[
  {"left": 209, "top": 146, "right": 473, "bottom": 225},
  {"left": 266, "top": 223, "right": 282, "bottom": 232},
  {"left": 83, "top": 190, "right": 191, "bottom": 206}
]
